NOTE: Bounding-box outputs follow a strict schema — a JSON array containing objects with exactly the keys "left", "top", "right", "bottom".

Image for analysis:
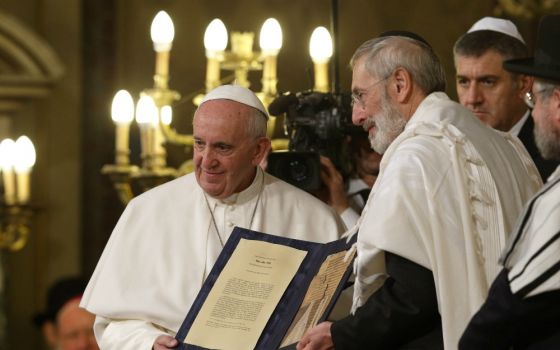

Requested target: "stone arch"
[{"left": 0, "top": 11, "right": 64, "bottom": 113}]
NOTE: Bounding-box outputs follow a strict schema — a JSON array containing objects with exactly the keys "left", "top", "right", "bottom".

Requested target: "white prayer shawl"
[
  {"left": 81, "top": 168, "right": 345, "bottom": 350},
  {"left": 503, "top": 166, "right": 560, "bottom": 298},
  {"left": 352, "top": 92, "right": 541, "bottom": 349}
]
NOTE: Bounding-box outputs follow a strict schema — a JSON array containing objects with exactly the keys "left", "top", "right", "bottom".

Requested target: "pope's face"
[
  {"left": 455, "top": 50, "right": 528, "bottom": 131},
  {"left": 193, "top": 100, "right": 268, "bottom": 199}
]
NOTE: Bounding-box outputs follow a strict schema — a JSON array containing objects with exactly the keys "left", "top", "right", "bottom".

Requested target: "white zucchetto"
[{"left": 200, "top": 85, "right": 269, "bottom": 119}]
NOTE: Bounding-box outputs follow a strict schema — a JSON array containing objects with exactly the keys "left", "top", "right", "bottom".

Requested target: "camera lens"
[
  {"left": 289, "top": 160, "right": 308, "bottom": 182},
  {"left": 266, "top": 152, "right": 321, "bottom": 192}
]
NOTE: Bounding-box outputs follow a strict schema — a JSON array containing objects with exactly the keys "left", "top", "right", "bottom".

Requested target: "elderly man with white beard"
[{"left": 297, "top": 31, "right": 541, "bottom": 350}]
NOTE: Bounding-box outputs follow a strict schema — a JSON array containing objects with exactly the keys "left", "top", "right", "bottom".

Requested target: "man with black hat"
[
  {"left": 459, "top": 14, "right": 560, "bottom": 349},
  {"left": 34, "top": 277, "right": 99, "bottom": 350},
  {"left": 298, "top": 31, "right": 541, "bottom": 350},
  {"left": 80, "top": 85, "right": 345, "bottom": 350}
]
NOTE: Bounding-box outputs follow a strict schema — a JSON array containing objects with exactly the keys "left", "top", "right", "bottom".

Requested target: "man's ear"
[
  {"left": 516, "top": 74, "right": 533, "bottom": 98},
  {"left": 391, "top": 68, "right": 413, "bottom": 103},
  {"left": 252, "top": 137, "right": 272, "bottom": 166},
  {"left": 42, "top": 321, "right": 58, "bottom": 348}
]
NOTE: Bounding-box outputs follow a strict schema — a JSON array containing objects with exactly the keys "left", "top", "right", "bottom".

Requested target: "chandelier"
[
  {"left": 103, "top": 11, "right": 334, "bottom": 205},
  {"left": 0, "top": 135, "right": 36, "bottom": 250}
]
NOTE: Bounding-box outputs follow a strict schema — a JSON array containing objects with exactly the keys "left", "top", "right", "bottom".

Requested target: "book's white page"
[{"left": 185, "top": 238, "right": 307, "bottom": 350}]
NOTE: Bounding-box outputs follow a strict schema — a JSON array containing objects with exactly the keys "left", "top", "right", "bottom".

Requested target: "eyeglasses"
[{"left": 351, "top": 76, "right": 389, "bottom": 109}]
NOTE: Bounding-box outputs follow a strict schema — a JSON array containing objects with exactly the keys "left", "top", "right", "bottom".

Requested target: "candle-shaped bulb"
[
  {"left": 0, "top": 139, "right": 15, "bottom": 171},
  {"left": 260, "top": 18, "right": 282, "bottom": 96},
  {"left": 160, "top": 105, "right": 173, "bottom": 125},
  {"left": 309, "top": 26, "right": 333, "bottom": 63},
  {"left": 135, "top": 95, "right": 158, "bottom": 125},
  {"left": 13, "top": 136, "right": 35, "bottom": 204},
  {"left": 0, "top": 138, "right": 17, "bottom": 205},
  {"left": 14, "top": 136, "right": 35, "bottom": 173},
  {"left": 111, "top": 90, "right": 134, "bottom": 124},
  {"left": 204, "top": 19, "right": 227, "bottom": 92},
  {"left": 259, "top": 18, "right": 282, "bottom": 54},
  {"left": 204, "top": 19, "right": 228, "bottom": 56},
  {"left": 136, "top": 95, "right": 158, "bottom": 162},
  {"left": 112, "top": 90, "right": 134, "bottom": 165},
  {"left": 151, "top": 11, "right": 175, "bottom": 52},
  {"left": 309, "top": 26, "right": 332, "bottom": 92}
]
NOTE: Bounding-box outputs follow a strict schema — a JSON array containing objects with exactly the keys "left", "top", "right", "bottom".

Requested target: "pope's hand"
[
  {"left": 153, "top": 335, "right": 178, "bottom": 349},
  {"left": 296, "top": 321, "right": 334, "bottom": 350}
]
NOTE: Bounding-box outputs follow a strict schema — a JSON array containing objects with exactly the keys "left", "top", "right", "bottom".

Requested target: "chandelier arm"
[
  {"left": 0, "top": 204, "right": 33, "bottom": 251},
  {"left": 160, "top": 122, "right": 194, "bottom": 147},
  {"left": 101, "top": 164, "right": 139, "bottom": 206}
]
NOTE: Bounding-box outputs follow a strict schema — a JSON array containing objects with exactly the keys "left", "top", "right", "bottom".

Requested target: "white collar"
[
  {"left": 205, "top": 167, "right": 263, "bottom": 207},
  {"left": 347, "top": 178, "right": 370, "bottom": 195},
  {"left": 509, "top": 110, "right": 530, "bottom": 136}
]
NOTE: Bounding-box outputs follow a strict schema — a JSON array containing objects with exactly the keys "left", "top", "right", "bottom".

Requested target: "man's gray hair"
[
  {"left": 194, "top": 102, "right": 268, "bottom": 139},
  {"left": 534, "top": 79, "right": 560, "bottom": 101},
  {"left": 246, "top": 108, "right": 268, "bottom": 139},
  {"left": 453, "top": 30, "right": 528, "bottom": 61},
  {"left": 350, "top": 36, "right": 447, "bottom": 94},
  {"left": 453, "top": 30, "right": 529, "bottom": 82}
]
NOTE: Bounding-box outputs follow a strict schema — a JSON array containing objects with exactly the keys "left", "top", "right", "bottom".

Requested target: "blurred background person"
[
  {"left": 320, "top": 131, "right": 382, "bottom": 228},
  {"left": 33, "top": 277, "right": 99, "bottom": 350}
]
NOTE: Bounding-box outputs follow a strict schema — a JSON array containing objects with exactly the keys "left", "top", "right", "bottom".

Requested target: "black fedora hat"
[
  {"left": 32, "top": 277, "right": 86, "bottom": 327},
  {"left": 504, "top": 14, "right": 560, "bottom": 82}
]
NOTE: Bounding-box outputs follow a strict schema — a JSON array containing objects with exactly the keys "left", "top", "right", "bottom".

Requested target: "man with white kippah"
[
  {"left": 460, "top": 14, "right": 560, "bottom": 349},
  {"left": 454, "top": 16, "right": 557, "bottom": 181},
  {"left": 80, "top": 85, "right": 346, "bottom": 349}
]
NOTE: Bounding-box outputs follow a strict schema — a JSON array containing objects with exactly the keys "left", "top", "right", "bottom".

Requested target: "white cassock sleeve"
[{"left": 94, "top": 316, "right": 171, "bottom": 350}]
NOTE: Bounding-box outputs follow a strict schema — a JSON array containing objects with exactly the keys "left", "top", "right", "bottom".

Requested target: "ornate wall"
[{"left": 0, "top": 0, "right": 81, "bottom": 348}]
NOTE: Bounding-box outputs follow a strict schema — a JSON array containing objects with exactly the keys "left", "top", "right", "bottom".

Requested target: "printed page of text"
[{"left": 185, "top": 238, "right": 307, "bottom": 350}]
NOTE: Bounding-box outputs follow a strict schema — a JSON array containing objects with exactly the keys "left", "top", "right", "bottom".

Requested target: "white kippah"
[
  {"left": 467, "top": 17, "right": 525, "bottom": 44},
  {"left": 200, "top": 85, "right": 269, "bottom": 119}
]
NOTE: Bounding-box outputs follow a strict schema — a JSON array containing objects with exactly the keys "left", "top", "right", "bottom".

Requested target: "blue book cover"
[{"left": 174, "top": 226, "right": 356, "bottom": 350}]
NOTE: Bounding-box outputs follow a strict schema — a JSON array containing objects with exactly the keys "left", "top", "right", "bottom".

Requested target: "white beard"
[{"left": 366, "top": 90, "right": 407, "bottom": 154}]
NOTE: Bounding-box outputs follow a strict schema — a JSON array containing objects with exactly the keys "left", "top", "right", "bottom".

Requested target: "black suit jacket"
[
  {"left": 517, "top": 115, "right": 558, "bottom": 182},
  {"left": 331, "top": 253, "right": 443, "bottom": 350},
  {"left": 459, "top": 269, "right": 560, "bottom": 350}
]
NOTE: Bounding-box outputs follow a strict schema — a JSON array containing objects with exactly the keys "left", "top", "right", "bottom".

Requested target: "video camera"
[{"left": 267, "top": 91, "right": 361, "bottom": 192}]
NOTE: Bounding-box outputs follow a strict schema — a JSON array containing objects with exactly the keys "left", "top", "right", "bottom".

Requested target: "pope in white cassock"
[{"left": 80, "top": 85, "right": 346, "bottom": 350}]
